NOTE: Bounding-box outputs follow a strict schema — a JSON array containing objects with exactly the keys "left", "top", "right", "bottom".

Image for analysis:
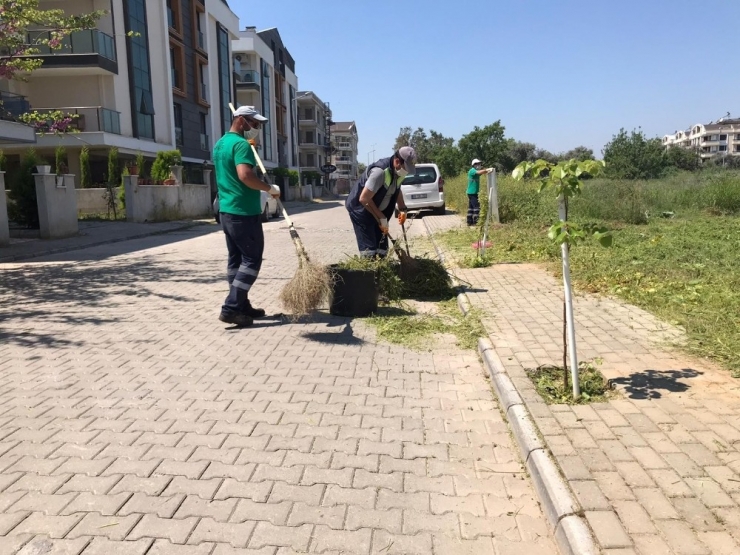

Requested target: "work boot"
[
  {"left": 243, "top": 301, "right": 266, "bottom": 318},
  {"left": 219, "top": 311, "right": 253, "bottom": 327}
]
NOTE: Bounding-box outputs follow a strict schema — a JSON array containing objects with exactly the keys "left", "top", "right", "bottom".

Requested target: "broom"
[{"left": 229, "top": 104, "right": 331, "bottom": 317}]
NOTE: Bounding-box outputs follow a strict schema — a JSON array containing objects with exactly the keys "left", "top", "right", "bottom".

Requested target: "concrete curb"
[
  {"left": 0, "top": 220, "right": 209, "bottom": 264},
  {"left": 424, "top": 219, "right": 599, "bottom": 555}
]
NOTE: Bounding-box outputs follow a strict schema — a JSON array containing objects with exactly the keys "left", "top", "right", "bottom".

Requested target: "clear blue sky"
[{"left": 233, "top": 0, "right": 740, "bottom": 162}]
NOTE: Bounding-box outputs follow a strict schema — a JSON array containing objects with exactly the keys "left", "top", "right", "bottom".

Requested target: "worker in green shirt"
[
  {"left": 213, "top": 105, "right": 280, "bottom": 327},
  {"left": 466, "top": 159, "right": 493, "bottom": 226}
]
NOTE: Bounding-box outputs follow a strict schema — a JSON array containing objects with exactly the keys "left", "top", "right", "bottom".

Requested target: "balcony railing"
[
  {"left": 200, "top": 133, "right": 209, "bottom": 151},
  {"left": 235, "top": 69, "right": 259, "bottom": 84},
  {"left": 337, "top": 142, "right": 352, "bottom": 149},
  {"left": 0, "top": 91, "right": 31, "bottom": 121},
  {"left": 334, "top": 156, "right": 351, "bottom": 162},
  {"left": 197, "top": 31, "right": 205, "bottom": 50},
  {"left": 175, "top": 127, "right": 184, "bottom": 147},
  {"left": 26, "top": 29, "right": 116, "bottom": 61},
  {"left": 30, "top": 106, "right": 121, "bottom": 134}
]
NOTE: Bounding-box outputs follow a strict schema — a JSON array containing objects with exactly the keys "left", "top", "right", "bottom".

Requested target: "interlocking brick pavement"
[
  {"left": 437, "top": 215, "right": 740, "bottom": 554},
  {"left": 0, "top": 204, "right": 556, "bottom": 554}
]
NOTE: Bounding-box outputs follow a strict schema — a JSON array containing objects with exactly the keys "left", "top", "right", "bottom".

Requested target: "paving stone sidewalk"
[
  {"left": 0, "top": 205, "right": 557, "bottom": 554},
  {"left": 429, "top": 214, "right": 740, "bottom": 554}
]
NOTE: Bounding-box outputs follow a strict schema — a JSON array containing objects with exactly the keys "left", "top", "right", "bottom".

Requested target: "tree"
[
  {"left": 434, "top": 145, "right": 464, "bottom": 178},
  {"left": 560, "top": 146, "right": 594, "bottom": 162},
  {"left": 665, "top": 145, "right": 700, "bottom": 172},
  {"left": 501, "top": 140, "right": 537, "bottom": 172},
  {"left": 0, "top": 1, "right": 105, "bottom": 80},
  {"left": 457, "top": 121, "right": 508, "bottom": 171},
  {"left": 513, "top": 159, "right": 611, "bottom": 399},
  {"left": 603, "top": 128, "right": 666, "bottom": 179},
  {"left": 357, "top": 162, "right": 367, "bottom": 176}
]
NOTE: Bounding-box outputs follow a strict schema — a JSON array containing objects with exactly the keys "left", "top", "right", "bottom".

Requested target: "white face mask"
[
  {"left": 396, "top": 166, "right": 409, "bottom": 178},
  {"left": 245, "top": 127, "right": 260, "bottom": 140}
]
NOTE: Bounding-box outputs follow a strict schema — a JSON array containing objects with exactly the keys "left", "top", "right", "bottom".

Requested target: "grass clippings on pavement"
[{"left": 526, "top": 362, "right": 614, "bottom": 405}]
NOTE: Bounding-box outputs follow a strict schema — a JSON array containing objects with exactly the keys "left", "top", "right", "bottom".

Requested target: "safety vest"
[{"left": 346, "top": 157, "right": 402, "bottom": 220}]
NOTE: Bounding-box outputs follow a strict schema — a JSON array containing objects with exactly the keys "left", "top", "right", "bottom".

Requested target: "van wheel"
[
  {"left": 261, "top": 203, "right": 269, "bottom": 222},
  {"left": 432, "top": 204, "right": 446, "bottom": 216}
]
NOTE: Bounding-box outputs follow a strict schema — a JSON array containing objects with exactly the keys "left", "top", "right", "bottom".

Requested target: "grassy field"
[{"left": 440, "top": 170, "right": 740, "bottom": 376}]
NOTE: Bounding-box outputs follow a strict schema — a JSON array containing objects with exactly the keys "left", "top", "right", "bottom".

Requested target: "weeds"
[
  {"left": 526, "top": 362, "right": 613, "bottom": 404},
  {"left": 368, "top": 299, "right": 485, "bottom": 351}
]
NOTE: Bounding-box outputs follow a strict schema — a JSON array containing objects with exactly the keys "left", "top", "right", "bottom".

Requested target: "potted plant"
[
  {"left": 36, "top": 158, "right": 51, "bottom": 174},
  {"left": 285, "top": 170, "right": 299, "bottom": 201}
]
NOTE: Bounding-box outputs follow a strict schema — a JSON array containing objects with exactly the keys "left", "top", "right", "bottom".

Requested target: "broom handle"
[
  {"left": 249, "top": 143, "right": 310, "bottom": 264},
  {"left": 228, "top": 104, "right": 310, "bottom": 263}
]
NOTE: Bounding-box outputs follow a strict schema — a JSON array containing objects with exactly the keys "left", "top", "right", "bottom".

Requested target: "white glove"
[
  {"left": 379, "top": 218, "right": 389, "bottom": 234},
  {"left": 268, "top": 184, "right": 281, "bottom": 198}
]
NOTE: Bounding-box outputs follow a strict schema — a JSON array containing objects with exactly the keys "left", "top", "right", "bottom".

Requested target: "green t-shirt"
[
  {"left": 213, "top": 132, "right": 260, "bottom": 216},
  {"left": 467, "top": 167, "right": 480, "bottom": 195}
]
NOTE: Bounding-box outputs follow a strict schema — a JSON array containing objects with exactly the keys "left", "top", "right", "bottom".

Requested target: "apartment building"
[
  {"left": 0, "top": 0, "right": 239, "bottom": 185},
  {"left": 232, "top": 27, "right": 299, "bottom": 175},
  {"left": 663, "top": 116, "right": 740, "bottom": 162},
  {"left": 297, "top": 91, "right": 332, "bottom": 183},
  {"left": 330, "top": 121, "right": 359, "bottom": 192}
]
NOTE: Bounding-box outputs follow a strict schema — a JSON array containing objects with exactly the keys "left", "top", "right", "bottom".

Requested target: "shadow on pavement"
[
  {"left": 609, "top": 368, "right": 701, "bottom": 399},
  {"left": 0, "top": 227, "right": 224, "bottom": 349}
]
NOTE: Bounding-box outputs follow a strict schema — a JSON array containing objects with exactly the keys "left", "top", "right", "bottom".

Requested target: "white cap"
[
  {"left": 472, "top": 158, "right": 482, "bottom": 166},
  {"left": 234, "top": 105, "right": 267, "bottom": 121}
]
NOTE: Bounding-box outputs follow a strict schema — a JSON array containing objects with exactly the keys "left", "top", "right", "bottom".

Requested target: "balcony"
[
  {"left": 0, "top": 91, "right": 32, "bottom": 121},
  {"left": 197, "top": 31, "right": 205, "bottom": 51},
  {"left": 200, "top": 133, "right": 209, "bottom": 151},
  {"left": 334, "top": 156, "right": 351, "bottom": 162},
  {"left": 234, "top": 70, "right": 260, "bottom": 90},
  {"left": 12, "top": 29, "right": 118, "bottom": 75},
  {"left": 18, "top": 106, "right": 121, "bottom": 135},
  {"left": 337, "top": 142, "right": 352, "bottom": 149}
]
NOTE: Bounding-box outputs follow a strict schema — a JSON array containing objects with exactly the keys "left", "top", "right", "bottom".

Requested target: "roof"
[
  {"left": 331, "top": 121, "right": 356, "bottom": 133},
  {"left": 256, "top": 28, "right": 296, "bottom": 73}
]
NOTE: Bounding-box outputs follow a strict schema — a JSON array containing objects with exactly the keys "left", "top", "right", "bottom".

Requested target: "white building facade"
[
  {"left": 663, "top": 116, "right": 740, "bottom": 162},
  {"left": 0, "top": 0, "right": 239, "bottom": 184},
  {"left": 232, "top": 27, "right": 299, "bottom": 176},
  {"left": 296, "top": 91, "right": 332, "bottom": 183},
  {"left": 330, "top": 121, "right": 359, "bottom": 193}
]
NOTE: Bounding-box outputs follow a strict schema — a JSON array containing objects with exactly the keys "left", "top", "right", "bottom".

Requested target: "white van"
[{"left": 399, "top": 163, "right": 445, "bottom": 215}]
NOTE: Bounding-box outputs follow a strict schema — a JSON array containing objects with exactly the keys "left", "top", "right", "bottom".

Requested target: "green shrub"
[
  {"left": 80, "top": 146, "right": 91, "bottom": 188},
  {"left": 55, "top": 145, "right": 67, "bottom": 174},
  {"left": 0, "top": 149, "right": 6, "bottom": 171},
  {"left": 107, "top": 147, "right": 120, "bottom": 186},
  {"left": 8, "top": 149, "right": 40, "bottom": 228},
  {"left": 135, "top": 151, "right": 146, "bottom": 177},
  {"left": 151, "top": 150, "right": 182, "bottom": 182}
]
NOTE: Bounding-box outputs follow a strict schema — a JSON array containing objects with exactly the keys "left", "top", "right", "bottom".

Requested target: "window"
[
  {"left": 196, "top": 57, "right": 208, "bottom": 106},
  {"left": 711, "top": 146, "right": 718, "bottom": 152},
  {"left": 735, "top": 145, "right": 740, "bottom": 152},
  {"left": 124, "top": 0, "right": 154, "bottom": 140},
  {"left": 720, "top": 134, "right": 727, "bottom": 141},
  {"left": 200, "top": 112, "right": 209, "bottom": 151},
  {"left": 216, "top": 25, "right": 231, "bottom": 136},
  {"left": 194, "top": 5, "right": 206, "bottom": 52},
  {"left": 303, "top": 108, "right": 313, "bottom": 120},
  {"left": 307, "top": 153, "right": 315, "bottom": 167},
  {"left": 170, "top": 41, "right": 185, "bottom": 95},
  {"left": 304, "top": 131, "right": 314, "bottom": 144},
  {"left": 719, "top": 145, "right": 727, "bottom": 152},
  {"left": 174, "top": 102, "right": 183, "bottom": 147},
  {"left": 261, "top": 59, "right": 272, "bottom": 160},
  {"left": 166, "top": 0, "right": 182, "bottom": 35},
  {"left": 736, "top": 134, "right": 740, "bottom": 141}
]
